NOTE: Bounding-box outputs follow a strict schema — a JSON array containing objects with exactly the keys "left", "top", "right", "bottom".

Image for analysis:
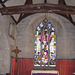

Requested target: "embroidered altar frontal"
[
  {"left": 31, "top": 70, "right": 59, "bottom": 75},
  {"left": 33, "top": 73, "right": 58, "bottom": 75}
]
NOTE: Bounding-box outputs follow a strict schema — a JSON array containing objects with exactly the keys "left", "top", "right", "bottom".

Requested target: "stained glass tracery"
[{"left": 34, "top": 18, "right": 56, "bottom": 67}]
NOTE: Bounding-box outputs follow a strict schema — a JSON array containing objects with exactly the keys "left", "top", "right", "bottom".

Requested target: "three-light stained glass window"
[{"left": 34, "top": 18, "right": 56, "bottom": 67}]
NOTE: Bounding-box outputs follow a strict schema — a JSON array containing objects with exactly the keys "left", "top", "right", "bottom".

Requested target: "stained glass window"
[{"left": 34, "top": 18, "right": 56, "bottom": 67}]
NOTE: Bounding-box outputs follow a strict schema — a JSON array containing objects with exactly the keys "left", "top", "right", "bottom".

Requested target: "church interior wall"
[
  {"left": 0, "top": 0, "right": 74, "bottom": 74},
  {"left": 0, "top": 12, "right": 75, "bottom": 74},
  {"left": 16, "top": 13, "right": 75, "bottom": 59},
  {"left": 14, "top": 13, "right": 75, "bottom": 75},
  {"left": 0, "top": 13, "right": 16, "bottom": 74}
]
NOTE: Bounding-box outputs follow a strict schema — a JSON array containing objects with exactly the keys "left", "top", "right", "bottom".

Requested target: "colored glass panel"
[
  {"left": 49, "top": 31, "right": 56, "bottom": 66},
  {"left": 42, "top": 28, "right": 48, "bottom": 66},
  {"left": 43, "top": 18, "right": 48, "bottom": 23},
  {"left": 40, "top": 22, "right": 45, "bottom": 28},
  {"left": 34, "top": 27, "right": 41, "bottom": 66},
  {"left": 34, "top": 18, "right": 56, "bottom": 67},
  {"left": 47, "top": 22, "right": 52, "bottom": 29}
]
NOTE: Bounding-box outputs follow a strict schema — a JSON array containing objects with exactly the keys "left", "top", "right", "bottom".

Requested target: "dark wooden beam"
[
  {"left": 58, "top": 14, "right": 75, "bottom": 25},
  {"left": 25, "top": 0, "right": 33, "bottom": 4},
  {"left": 11, "top": 15, "right": 17, "bottom": 24},
  {"left": 58, "top": 0, "right": 66, "bottom": 5},
  {"left": 17, "top": 14, "right": 23, "bottom": 23},
  {"left": 0, "top": 3, "right": 75, "bottom": 15},
  {"left": 58, "top": 0, "right": 75, "bottom": 25},
  {"left": 17, "top": 0, "right": 33, "bottom": 24},
  {"left": 44, "top": 0, "right": 47, "bottom": 3},
  {"left": 0, "top": 0, "right": 6, "bottom": 7},
  {"left": 17, "top": 13, "right": 33, "bottom": 24},
  {"left": 68, "top": 14, "right": 75, "bottom": 24},
  {"left": 2, "top": 0, "right": 8, "bottom": 3},
  {"left": 0, "top": 0, "right": 17, "bottom": 24}
]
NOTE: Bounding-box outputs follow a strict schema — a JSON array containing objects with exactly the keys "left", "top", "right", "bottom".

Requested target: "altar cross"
[{"left": 12, "top": 46, "right": 21, "bottom": 62}]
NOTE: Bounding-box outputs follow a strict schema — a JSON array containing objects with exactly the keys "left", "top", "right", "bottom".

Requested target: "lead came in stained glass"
[{"left": 34, "top": 18, "right": 56, "bottom": 67}]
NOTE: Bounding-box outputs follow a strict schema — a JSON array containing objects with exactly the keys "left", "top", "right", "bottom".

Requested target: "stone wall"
[
  {"left": 0, "top": 13, "right": 16, "bottom": 74},
  {"left": 16, "top": 13, "right": 75, "bottom": 59}
]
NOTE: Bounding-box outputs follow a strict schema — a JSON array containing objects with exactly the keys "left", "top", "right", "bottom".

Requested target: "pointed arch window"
[{"left": 34, "top": 18, "right": 56, "bottom": 67}]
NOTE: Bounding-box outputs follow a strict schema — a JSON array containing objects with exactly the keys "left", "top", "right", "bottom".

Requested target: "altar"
[
  {"left": 31, "top": 70, "right": 59, "bottom": 75},
  {"left": 73, "top": 72, "right": 75, "bottom": 75}
]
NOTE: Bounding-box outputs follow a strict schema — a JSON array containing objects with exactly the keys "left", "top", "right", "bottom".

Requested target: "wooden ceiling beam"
[
  {"left": 17, "top": 0, "right": 33, "bottom": 24},
  {"left": 11, "top": 15, "right": 17, "bottom": 24},
  {"left": 0, "top": 3, "right": 75, "bottom": 15},
  {"left": 0, "top": 0, "right": 6, "bottom": 7},
  {"left": 17, "top": 13, "right": 33, "bottom": 24},
  {"left": 58, "top": 0, "right": 66, "bottom": 5},
  {"left": 68, "top": 14, "right": 75, "bottom": 25},
  {"left": 58, "top": 14, "right": 75, "bottom": 25},
  {"left": 25, "top": 0, "right": 33, "bottom": 4},
  {"left": 0, "top": 0, "right": 17, "bottom": 24},
  {"left": 44, "top": 0, "right": 47, "bottom": 3},
  {"left": 2, "top": 0, "right": 8, "bottom": 3},
  {"left": 58, "top": 0, "right": 75, "bottom": 25}
]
